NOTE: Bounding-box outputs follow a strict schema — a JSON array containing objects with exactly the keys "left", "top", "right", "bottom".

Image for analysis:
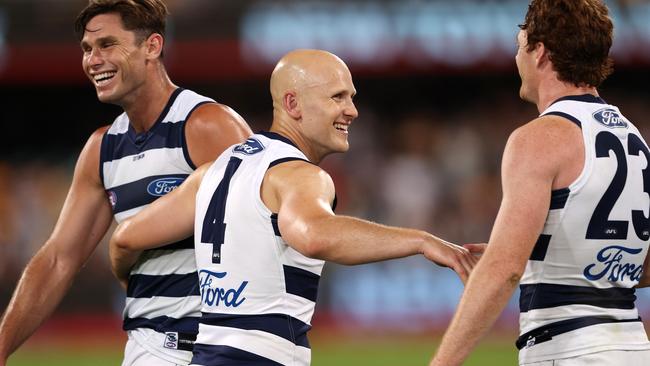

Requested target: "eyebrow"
[{"left": 80, "top": 35, "right": 118, "bottom": 48}]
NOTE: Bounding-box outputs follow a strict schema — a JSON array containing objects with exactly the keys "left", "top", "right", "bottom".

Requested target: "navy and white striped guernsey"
[
  {"left": 101, "top": 88, "right": 214, "bottom": 364},
  {"left": 192, "top": 132, "right": 326, "bottom": 366},
  {"left": 518, "top": 94, "right": 650, "bottom": 363}
]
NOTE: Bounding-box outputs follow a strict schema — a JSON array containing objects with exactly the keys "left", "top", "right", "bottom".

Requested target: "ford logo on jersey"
[
  {"left": 234, "top": 138, "right": 264, "bottom": 155},
  {"left": 592, "top": 108, "right": 628, "bottom": 128},
  {"left": 583, "top": 245, "right": 643, "bottom": 282},
  {"left": 199, "top": 269, "right": 248, "bottom": 307},
  {"left": 146, "top": 177, "right": 186, "bottom": 197}
]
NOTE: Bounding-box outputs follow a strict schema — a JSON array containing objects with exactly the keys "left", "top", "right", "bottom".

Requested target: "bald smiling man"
[{"left": 108, "top": 49, "right": 483, "bottom": 366}]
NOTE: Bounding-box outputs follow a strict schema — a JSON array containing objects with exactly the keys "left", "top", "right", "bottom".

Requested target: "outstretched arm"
[
  {"left": 0, "top": 128, "right": 113, "bottom": 363},
  {"left": 109, "top": 164, "right": 209, "bottom": 285},
  {"left": 263, "top": 161, "right": 478, "bottom": 282}
]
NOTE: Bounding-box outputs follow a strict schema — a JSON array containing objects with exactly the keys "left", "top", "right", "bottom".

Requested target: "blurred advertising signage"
[{"left": 240, "top": 0, "right": 650, "bottom": 69}]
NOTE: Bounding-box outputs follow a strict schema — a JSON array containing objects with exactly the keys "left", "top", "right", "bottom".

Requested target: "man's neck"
[
  {"left": 124, "top": 69, "right": 176, "bottom": 133},
  {"left": 536, "top": 78, "right": 598, "bottom": 113},
  {"left": 269, "top": 120, "right": 322, "bottom": 164}
]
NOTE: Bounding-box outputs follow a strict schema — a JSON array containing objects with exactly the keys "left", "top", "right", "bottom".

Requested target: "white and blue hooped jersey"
[
  {"left": 101, "top": 88, "right": 214, "bottom": 364},
  {"left": 518, "top": 94, "right": 650, "bottom": 363},
  {"left": 192, "top": 132, "right": 325, "bottom": 366}
]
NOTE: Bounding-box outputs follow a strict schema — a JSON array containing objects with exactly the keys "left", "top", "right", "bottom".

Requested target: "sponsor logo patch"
[
  {"left": 146, "top": 177, "right": 185, "bottom": 197},
  {"left": 583, "top": 245, "right": 643, "bottom": 282},
  {"left": 198, "top": 270, "right": 248, "bottom": 308},
  {"left": 234, "top": 138, "right": 265, "bottom": 155},
  {"left": 592, "top": 108, "right": 628, "bottom": 128}
]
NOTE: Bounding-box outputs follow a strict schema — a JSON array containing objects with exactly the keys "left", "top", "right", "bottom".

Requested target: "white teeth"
[
  {"left": 93, "top": 71, "right": 116, "bottom": 85},
  {"left": 334, "top": 123, "right": 349, "bottom": 132}
]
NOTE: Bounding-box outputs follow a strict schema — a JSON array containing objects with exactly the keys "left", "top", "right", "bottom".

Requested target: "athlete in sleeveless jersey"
[
  {"left": 102, "top": 88, "right": 212, "bottom": 364},
  {"left": 191, "top": 132, "right": 322, "bottom": 366},
  {"left": 109, "top": 49, "right": 482, "bottom": 366},
  {"left": 0, "top": 3, "right": 252, "bottom": 365},
  {"left": 517, "top": 95, "right": 650, "bottom": 363},
  {"left": 431, "top": 2, "right": 650, "bottom": 365}
]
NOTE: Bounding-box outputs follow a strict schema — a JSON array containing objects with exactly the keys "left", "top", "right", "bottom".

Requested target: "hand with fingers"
[{"left": 421, "top": 238, "right": 486, "bottom": 284}]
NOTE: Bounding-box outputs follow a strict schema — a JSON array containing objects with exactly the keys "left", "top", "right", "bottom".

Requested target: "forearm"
[
  {"left": 0, "top": 250, "right": 78, "bottom": 359},
  {"left": 297, "top": 215, "right": 427, "bottom": 265},
  {"left": 430, "top": 257, "right": 520, "bottom": 366}
]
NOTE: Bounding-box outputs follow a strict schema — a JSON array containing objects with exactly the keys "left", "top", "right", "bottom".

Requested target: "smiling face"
[
  {"left": 298, "top": 63, "right": 358, "bottom": 157},
  {"left": 80, "top": 13, "right": 149, "bottom": 106}
]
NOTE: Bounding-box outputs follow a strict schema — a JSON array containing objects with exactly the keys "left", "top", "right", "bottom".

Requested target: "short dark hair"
[
  {"left": 519, "top": 0, "right": 614, "bottom": 87},
  {"left": 74, "top": 0, "right": 169, "bottom": 44}
]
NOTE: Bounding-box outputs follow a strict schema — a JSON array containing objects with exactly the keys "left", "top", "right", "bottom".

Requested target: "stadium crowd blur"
[{"left": 1, "top": 0, "right": 650, "bottom": 333}]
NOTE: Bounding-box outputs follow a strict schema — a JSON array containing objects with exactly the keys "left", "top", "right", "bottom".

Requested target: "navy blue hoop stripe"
[
  {"left": 284, "top": 265, "right": 319, "bottom": 302},
  {"left": 550, "top": 188, "right": 571, "bottom": 209},
  {"left": 516, "top": 316, "right": 641, "bottom": 350},
  {"left": 123, "top": 315, "right": 199, "bottom": 334},
  {"left": 128, "top": 272, "right": 200, "bottom": 298},
  {"left": 108, "top": 174, "right": 188, "bottom": 214},
  {"left": 520, "top": 283, "right": 636, "bottom": 313},
  {"left": 105, "top": 121, "right": 187, "bottom": 158},
  {"left": 200, "top": 312, "right": 311, "bottom": 348},
  {"left": 191, "top": 344, "right": 284, "bottom": 366},
  {"left": 529, "top": 234, "right": 551, "bottom": 261},
  {"left": 143, "top": 236, "right": 195, "bottom": 251}
]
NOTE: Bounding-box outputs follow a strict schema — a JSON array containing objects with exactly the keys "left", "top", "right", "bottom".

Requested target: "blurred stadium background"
[{"left": 1, "top": 0, "right": 650, "bottom": 365}]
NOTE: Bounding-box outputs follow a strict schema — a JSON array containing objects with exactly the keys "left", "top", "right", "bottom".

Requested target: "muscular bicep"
[
  {"left": 45, "top": 128, "right": 113, "bottom": 267},
  {"left": 264, "top": 162, "right": 336, "bottom": 255},
  {"left": 112, "top": 163, "right": 208, "bottom": 250},
  {"left": 483, "top": 123, "right": 562, "bottom": 275},
  {"left": 185, "top": 103, "right": 252, "bottom": 166}
]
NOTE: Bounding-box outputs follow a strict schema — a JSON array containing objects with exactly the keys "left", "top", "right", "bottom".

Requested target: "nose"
[
  {"left": 84, "top": 48, "right": 103, "bottom": 69},
  {"left": 345, "top": 99, "right": 359, "bottom": 119}
]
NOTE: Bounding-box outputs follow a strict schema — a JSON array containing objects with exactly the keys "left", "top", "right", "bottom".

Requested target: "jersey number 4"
[
  {"left": 201, "top": 157, "right": 242, "bottom": 263},
  {"left": 587, "top": 131, "right": 650, "bottom": 241}
]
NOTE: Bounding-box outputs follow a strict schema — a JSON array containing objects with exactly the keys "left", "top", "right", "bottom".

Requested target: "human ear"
[
  {"left": 534, "top": 42, "right": 548, "bottom": 68},
  {"left": 145, "top": 33, "right": 164, "bottom": 59},
  {"left": 284, "top": 91, "right": 301, "bottom": 119}
]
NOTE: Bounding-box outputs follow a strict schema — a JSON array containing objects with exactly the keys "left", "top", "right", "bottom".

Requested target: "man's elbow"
[{"left": 111, "top": 221, "right": 137, "bottom": 251}]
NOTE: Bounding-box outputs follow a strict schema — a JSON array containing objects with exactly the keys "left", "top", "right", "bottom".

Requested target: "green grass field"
[{"left": 9, "top": 334, "right": 517, "bottom": 366}]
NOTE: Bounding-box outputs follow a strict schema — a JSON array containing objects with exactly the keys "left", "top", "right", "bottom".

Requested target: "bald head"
[{"left": 270, "top": 49, "right": 350, "bottom": 107}]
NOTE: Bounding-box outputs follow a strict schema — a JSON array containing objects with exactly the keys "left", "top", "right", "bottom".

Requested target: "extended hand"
[{"left": 422, "top": 238, "right": 482, "bottom": 284}]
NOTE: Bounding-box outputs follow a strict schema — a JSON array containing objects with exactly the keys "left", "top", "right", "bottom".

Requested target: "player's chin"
[
  {"left": 96, "top": 90, "right": 121, "bottom": 104},
  {"left": 334, "top": 140, "right": 350, "bottom": 153}
]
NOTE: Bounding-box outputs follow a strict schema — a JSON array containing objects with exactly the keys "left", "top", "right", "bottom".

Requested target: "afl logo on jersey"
[
  {"left": 234, "top": 138, "right": 264, "bottom": 155},
  {"left": 592, "top": 108, "right": 628, "bottom": 128},
  {"left": 146, "top": 177, "right": 185, "bottom": 197},
  {"left": 107, "top": 190, "right": 117, "bottom": 209}
]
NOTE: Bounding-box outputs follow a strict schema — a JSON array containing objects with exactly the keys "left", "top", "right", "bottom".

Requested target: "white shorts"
[
  {"left": 122, "top": 338, "right": 185, "bottom": 366},
  {"left": 520, "top": 349, "right": 650, "bottom": 366}
]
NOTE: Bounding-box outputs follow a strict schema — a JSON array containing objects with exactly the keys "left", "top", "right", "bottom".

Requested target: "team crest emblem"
[
  {"left": 164, "top": 332, "right": 179, "bottom": 349},
  {"left": 234, "top": 138, "right": 265, "bottom": 155},
  {"left": 592, "top": 108, "right": 628, "bottom": 128}
]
